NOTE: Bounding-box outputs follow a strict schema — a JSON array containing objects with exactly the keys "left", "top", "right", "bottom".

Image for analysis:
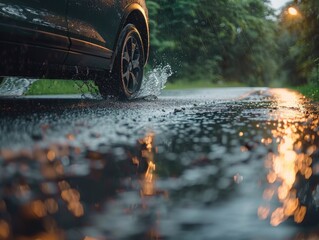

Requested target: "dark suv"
[{"left": 0, "top": 0, "right": 149, "bottom": 99}]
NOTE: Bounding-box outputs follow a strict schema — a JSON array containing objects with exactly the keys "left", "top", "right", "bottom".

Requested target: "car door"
[
  {"left": 66, "top": 0, "right": 120, "bottom": 69},
  {"left": 0, "top": 0, "right": 69, "bottom": 69}
]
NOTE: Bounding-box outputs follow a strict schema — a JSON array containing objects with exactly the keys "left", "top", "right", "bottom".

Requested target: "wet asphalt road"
[
  {"left": 0, "top": 88, "right": 319, "bottom": 240},
  {"left": 0, "top": 88, "right": 258, "bottom": 150}
]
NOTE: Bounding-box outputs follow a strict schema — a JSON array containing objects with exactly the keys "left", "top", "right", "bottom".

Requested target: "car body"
[{"left": 0, "top": 0, "right": 149, "bottom": 98}]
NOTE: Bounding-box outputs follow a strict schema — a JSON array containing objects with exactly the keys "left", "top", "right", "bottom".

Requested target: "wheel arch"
[{"left": 110, "top": 3, "right": 149, "bottom": 72}]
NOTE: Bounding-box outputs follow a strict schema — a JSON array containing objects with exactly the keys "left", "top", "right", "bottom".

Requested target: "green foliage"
[
  {"left": 147, "top": 0, "right": 279, "bottom": 86},
  {"left": 147, "top": 0, "right": 319, "bottom": 87},
  {"left": 27, "top": 80, "right": 94, "bottom": 95},
  {"left": 298, "top": 0, "right": 319, "bottom": 85},
  {"left": 295, "top": 84, "right": 319, "bottom": 101},
  {"left": 165, "top": 79, "right": 246, "bottom": 90},
  {"left": 273, "top": 0, "right": 319, "bottom": 86}
]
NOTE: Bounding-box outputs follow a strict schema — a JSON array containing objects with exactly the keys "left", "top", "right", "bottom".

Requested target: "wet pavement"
[{"left": 0, "top": 88, "right": 319, "bottom": 240}]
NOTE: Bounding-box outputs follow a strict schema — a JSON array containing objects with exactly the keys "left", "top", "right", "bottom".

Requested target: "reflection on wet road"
[{"left": 0, "top": 88, "right": 319, "bottom": 240}]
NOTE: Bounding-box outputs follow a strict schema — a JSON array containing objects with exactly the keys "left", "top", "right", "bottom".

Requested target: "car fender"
[{"left": 110, "top": 2, "right": 149, "bottom": 72}]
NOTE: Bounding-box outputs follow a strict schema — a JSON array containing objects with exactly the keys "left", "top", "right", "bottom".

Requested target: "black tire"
[{"left": 97, "top": 24, "right": 144, "bottom": 100}]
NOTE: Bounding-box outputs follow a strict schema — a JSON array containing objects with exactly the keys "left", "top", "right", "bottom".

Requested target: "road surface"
[{"left": 0, "top": 88, "right": 318, "bottom": 240}]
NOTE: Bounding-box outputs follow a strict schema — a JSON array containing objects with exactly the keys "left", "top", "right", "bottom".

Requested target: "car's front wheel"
[{"left": 97, "top": 24, "right": 144, "bottom": 100}]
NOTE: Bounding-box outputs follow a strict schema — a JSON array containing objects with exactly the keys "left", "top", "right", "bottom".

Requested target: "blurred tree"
[
  {"left": 277, "top": 0, "right": 319, "bottom": 86},
  {"left": 298, "top": 0, "right": 319, "bottom": 85},
  {"left": 147, "top": 0, "right": 279, "bottom": 86}
]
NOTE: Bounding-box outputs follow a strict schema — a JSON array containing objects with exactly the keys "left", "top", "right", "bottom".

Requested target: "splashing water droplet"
[
  {"left": 0, "top": 77, "right": 37, "bottom": 96},
  {"left": 137, "top": 64, "right": 173, "bottom": 99}
]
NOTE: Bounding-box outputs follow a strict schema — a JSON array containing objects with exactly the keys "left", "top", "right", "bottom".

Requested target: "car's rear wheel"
[{"left": 97, "top": 24, "right": 144, "bottom": 100}]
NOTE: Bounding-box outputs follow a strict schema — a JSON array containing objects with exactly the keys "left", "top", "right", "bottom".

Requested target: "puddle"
[{"left": 0, "top": 89, "right": 318, "bottom": 239}]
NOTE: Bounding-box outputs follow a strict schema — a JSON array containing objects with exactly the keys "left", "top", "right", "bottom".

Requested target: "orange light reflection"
[
  {"left": 0, "top": 220, "right": 10, "bottom": 239},
  {"left": 260, "top": 89, "right": 318, "bottom": 226},
  {"left": 138, "top": 133, "right": 157, "bottom": 197}
]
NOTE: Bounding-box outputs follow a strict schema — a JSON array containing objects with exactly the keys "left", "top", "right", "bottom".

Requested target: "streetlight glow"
[{"left": 288, "top": 7, "right": 298, "bottom": 16}]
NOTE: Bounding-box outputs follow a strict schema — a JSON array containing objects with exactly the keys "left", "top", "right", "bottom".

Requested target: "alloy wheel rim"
[{"left": 121, "top": 35, "right": 142, "bottom": 94}]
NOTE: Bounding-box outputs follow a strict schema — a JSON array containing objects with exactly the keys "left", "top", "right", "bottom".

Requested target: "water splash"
[
  {"left": 0, "top": 65, "right": 172, "bottom": 98},
  {"left": 0, "top": 77, "right": 37, "bottom": 96},
  {"left": 138, "top": 64, "right": 173, "bottom": 99}
]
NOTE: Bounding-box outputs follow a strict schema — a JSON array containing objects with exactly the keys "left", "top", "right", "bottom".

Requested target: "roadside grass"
[
  {"left": 165, "top": 79, "right": 246, "bottom": 90},
  {"left": 26, "top": 78, "right": 246, "bottom": 95},
  {"left": 27, "top": 79, "right": 95, "bottom": 95},
  {"left": 294, "top": 84, "right": 319, "bottom": 101}
]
